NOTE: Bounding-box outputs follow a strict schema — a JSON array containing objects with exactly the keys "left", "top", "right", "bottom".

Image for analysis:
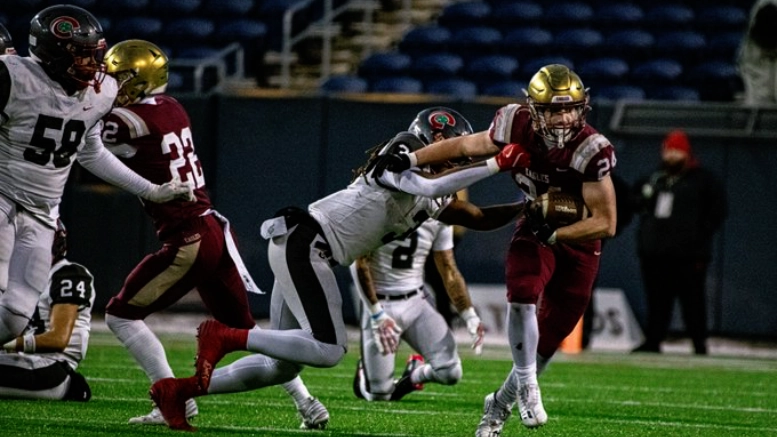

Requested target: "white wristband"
[
  {"left": 369, "top": 302, "right": 384, "bottom": 317},
  {"left": 23, "top": 334, "right": 35, "bottom": 353},
  {"left": 407, "top": 153, "right": 419, "bottom": 168},
  {"left": 460, "top": 306, "right": 478, "bottom": 321}
]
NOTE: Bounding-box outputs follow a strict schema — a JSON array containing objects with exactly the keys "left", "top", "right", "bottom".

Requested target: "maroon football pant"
[
  {"left": 105, "top": 214, "right": 255, "bottom": 329},
  {"left": 505, "top": 226, "right": 601, "bottom": 358}
]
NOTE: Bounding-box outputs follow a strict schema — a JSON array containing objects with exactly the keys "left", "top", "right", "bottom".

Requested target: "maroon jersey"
[
  {"left": 488, "top": 104, "right": 616, "bottom": 200},
  {"left": 102, "top": 95, "right": 212, "bottom": 238}
]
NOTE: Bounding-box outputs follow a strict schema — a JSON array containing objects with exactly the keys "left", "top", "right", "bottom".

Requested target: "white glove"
[
  {"left": 143, "top": 179, "right": 195, "bottom": 203},
  {"left": 369, "top": 303, "right": 401, "bottom": 355},
  {"left": 461, "top": 307, "right": 485, "bottom": 355}
]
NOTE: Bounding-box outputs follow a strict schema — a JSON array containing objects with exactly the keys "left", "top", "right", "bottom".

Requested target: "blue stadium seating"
[
  {"left": 631, "top": 59, "right": 684, "bottom": 86},
  {"left": 697, "top": 6, "right": 748, "bottom": 32},
  {"left": 520, "top": 56, "right": 575, "bottom": 78},
  {"left": 490, "top": 2, "right": 543, "bottom": 32},
  {"left": 424, "top": 79, "right": 478, "bottom": 100},
  {"left": 593, "top": 85, "right": 645, "bottom": 102},
  {"left": 320, "top": 75, "right": 369, "bottom": 93},
  {"left": 602, "top": 29, "right": 655, "bottom": 60},
  {"left": 647, "top": 86, "right": 700, "bottom": 102},
  {"left": 500, "top": 27, "right": 553, "bottom": 59},
  {"left": 543, "top": 1, "right": 594, "bottom": 30},
  {"left": 463, "top": 54, "right": 519, "bottom": 88},
  {"left": 655, "top": 31, "right": 707, "bottom": 66},
  {"left": 686, "top": 61, "right": 743, "bottom": 102},
  {"left": 370, "top": 77, "right": 423, "bottom": 94},
  {"left": 152, "top": 0, "right": 202, "bottom": 14},
  {"left": 553, "top": 28, "right": 604, "bottom": 62},
  {"left": 644, "top": 4, "right": 695, "bottom": 30},
  {"left": 593, "top": 3, "right": 643, "bottom": 30},
  {"left": 398, "top": 26, "right": 451, "bottom": 58},
  {"left": 163, "top": 18, "right": 216, "bottom": 44},
  {"left": 481, "top": 80, "right": 527, "bottom": 98},
  {"left": 706, "top": 31, "right": 744, "bottom": 63},
  {"left": 577, "top": 57, "right": 630, "bottom": 90},
  {"left": 409, "top": 53, "right": 464, "bottom": 82},
  {"left": 111, "top": 17, "right": 164, "bottom": 42},
  {"left": 448, "top": 26, "right": 502, "bottom": 61},
  {"left": 202, "top": 0, "right": 256, "bottom": 16},
  {"left": 358, "top": 52, "right": 412, "bottom": 82},
  {"left": 438, "top": 1, "right": 492, "bottom": 29}
]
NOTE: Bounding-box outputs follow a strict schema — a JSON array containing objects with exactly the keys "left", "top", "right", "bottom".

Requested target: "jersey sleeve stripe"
[
  {"left": 489, "top": 104, "right": 520, "bottom": 145},
  {"left": 570, "top": 134, "right": 609, "bottom": 175},
  {"left": 111, "top": 107, "right": 150, "bottom": 139}
]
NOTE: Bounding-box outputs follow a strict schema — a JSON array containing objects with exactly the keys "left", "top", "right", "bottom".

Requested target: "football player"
[
  {"left": 148, "top": 107, "right": 526, "bottom": 431},
  {"left": 99, "top": 39, "right": 328, "bottom": 429},
  {"left": 371, "top": 64, "right": 618, "bottom": 434},
  {"left": 351, "top": 108, "right": 485, "bottom": 402},
  {"left": 0, "top": 220, "right": 93, "bottom": 402},
  {"left": 0, "top": 5, "right": 193, "bottom": 346},
  {"left": 0, "top": 23, "right": 16, "bottom": 55}
]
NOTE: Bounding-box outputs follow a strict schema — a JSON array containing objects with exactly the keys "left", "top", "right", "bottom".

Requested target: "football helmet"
[
  {"left": 408, "top": 106, "right": 474, "bottom": 145},
  {"left": 28, "top": 5, "right": 107, "bottom": 92},
  {"left": 104, "top": 39, "right": 169, "bottom": 107},
  {"left": 52, "top": 218, "right": 67, "bottom": 264},
  {"left": 524, "top": 64, "right": 589, "bottom": 148},
  {"left": 0, "top": 24, "right": 16, "bottom": 55}
]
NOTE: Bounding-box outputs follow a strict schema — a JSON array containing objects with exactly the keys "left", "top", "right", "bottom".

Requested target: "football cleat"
[
  {"left": 195, "top": 319, "right": 243, "bottom": 392},
  {"left": 390, "top": 354, "right": 424, "bottom": 401},
  {"left": 128, "top": 399, "right": 198, "bottom": 425},
  {"left": 517, "top": 383, "right": 548, "bottom": 428},
  {"left": 475, "top": 392, "right": 513, "bottom": 437},
  {"left": 353, "top": 358, "right": 366, "bottom": 400},
  {"left": 297, "top": 397, "right": 330, "bottom": 429},
  {"left": 149, "top": 377, "right": 197, "bottom": 432}
]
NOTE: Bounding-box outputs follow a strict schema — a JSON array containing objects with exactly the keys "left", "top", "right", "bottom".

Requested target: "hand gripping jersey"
[
  {"left": 28, "top": 259, "right": 95, "bottom": 370},
  {"left": 0, "top": 56, "right": 118, "bottom": 225},
  {"left": 489, "top": 104, "right": 616, "bottom": 200},
  {"left": 364, "top": 219, "right": 453, "bottom": 295},
  {"left": 102, "top": 95, "right": 212, "bottom": 237}
]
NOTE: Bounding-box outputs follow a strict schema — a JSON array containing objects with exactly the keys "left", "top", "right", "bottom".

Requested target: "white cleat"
[
  {"left": 475, "top": 392, "right": 513, "bottom": 437},
  {"left": 297, "top": 397, "right": 330, "bottom": 429},
  {"left": 518, "top": 383, "right": 548, "bottom": 428},
  {"left": 128, "top": 399, "right": 198, "bottom": 425}
]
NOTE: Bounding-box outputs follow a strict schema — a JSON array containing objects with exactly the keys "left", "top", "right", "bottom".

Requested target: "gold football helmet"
[
  {"left": 105, "top": 39, "right": 168, "bottom": 107},
  {"left": 524, "top": 64, "right": 589, "bottom": 148}
]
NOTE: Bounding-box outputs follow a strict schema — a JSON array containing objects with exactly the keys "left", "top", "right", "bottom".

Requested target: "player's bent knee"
[{"left": 433, "top": 360, "right": 462, "bottom": 385}]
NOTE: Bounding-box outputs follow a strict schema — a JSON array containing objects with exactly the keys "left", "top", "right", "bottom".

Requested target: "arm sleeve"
[
  {"left": 77, "top": 124, "right": 155, "bottom": 197},
  {"left": 378, "top": 161, "right": 499, "bottom": 198}
]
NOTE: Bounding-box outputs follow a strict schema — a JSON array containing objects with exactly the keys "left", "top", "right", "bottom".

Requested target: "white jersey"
[
  {"left": 0, "top": 56, "right": 118, "bottom": 225},
  {"left": 366, "top": 219, "right": 453, "bottom": 294},
  {"left": 309, "top": 175, "right": 452, "bottom": 266},
  {"left": 28, "top": 259, "right": 96, "bottom": 370}
]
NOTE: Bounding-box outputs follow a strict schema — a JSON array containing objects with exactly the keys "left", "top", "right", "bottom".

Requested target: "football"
[{"left": 531, "top": 192, "right": 588, "bottom": 228}]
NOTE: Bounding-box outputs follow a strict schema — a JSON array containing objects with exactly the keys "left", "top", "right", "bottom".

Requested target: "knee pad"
[{"left": 432, "top": 360, "right": 462, "bottom": 385}]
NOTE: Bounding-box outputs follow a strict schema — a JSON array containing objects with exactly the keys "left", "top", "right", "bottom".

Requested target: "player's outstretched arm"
[{"left": 437, "top": 198, "right": 523, "bottom": 231}]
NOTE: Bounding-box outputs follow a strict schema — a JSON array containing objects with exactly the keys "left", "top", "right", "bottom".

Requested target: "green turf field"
[{"left": 2, "top": 330, "right": 776, "bottom": 436}]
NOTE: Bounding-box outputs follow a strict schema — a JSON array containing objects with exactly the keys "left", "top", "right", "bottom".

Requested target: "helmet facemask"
[{"left": 524, "top": 64, "right": 590, "bottom": 149}]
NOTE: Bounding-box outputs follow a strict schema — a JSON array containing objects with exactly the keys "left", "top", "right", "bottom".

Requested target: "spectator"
[
  {"left": 738, "top": 0, "right": 777, "bottom": 104},
  {"left": 632, "top": 130, "right": 727, "bottom": 355}
]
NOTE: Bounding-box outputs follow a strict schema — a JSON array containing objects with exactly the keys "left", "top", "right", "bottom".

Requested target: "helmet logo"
[
  {"left": 428, "top": 111, "right": 456, "bottom": 130},
  {"left": 50, "top": 17, "right": 80, "bottom": 39}
]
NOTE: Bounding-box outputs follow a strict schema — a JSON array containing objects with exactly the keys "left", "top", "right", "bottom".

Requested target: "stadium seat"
[
  {"left": 644, "top": 4, "right": 695, "bottom": 31},
  {"left": 448, "top": 26, "right": 502, "bottom": 61},
  {"left": 593, "top": 3, "right": 644, "bottom": 30},
  {"left": 654, "top": 31, "right": 706, "bottom": 66},
  {"left": 320, "top": 75, "right": 368, "bottom": 93},
  {"left": 111, "top": 16, "right": 163, "bottom": 42},
  {"left": 647, "top": 86, "right": 700, "bottom": 102},
  {"left": 686, "top": 61, "right": 743, "bottom": 102},
  {"left": 490, "top": 2, "right": 543, "bottom": 33},
  {"left": 215, "top": 19, "right": 268, "bottom": 44},
  {"left": 358, "top": 52, "right": 412, "bottom": 81},
  {"left": 697, "top": 6, "right": 748, "bottom": 32},
  {"left": 602, "top": 29, "right": 655, "bottom": 60},
  {"left": 168, "top": 71, "right": 185, "bottom": 91},
  {"left": 424, "top": 79, "right": 478, "bottom": 100},
  {"left": 519, "top": 56, "right": 574, "bottom": 78},
  {"left": 463, "top": 55, "right": 519, "bottom": 88},
  {"left": 153, "top": 0, "right": 203, "bottom": 15},
  {"left": 481, "top": 80, "right": 527, "bottom": 98},
  {"left": 409, "top": 53, "right": 464, "bottom": 82},
  {"left": 593, "top": 85, "right": 645, "bottom": 102},
  {"left": 370, "top": 77, "right": 423, "bottom": 94},
  {"left": 102, "top": 0, "right": 150, "bottom": 14},
  {"left": 553, "top": 29, "right": 604, "bottom": 62},
  {"left": 630, "top": 59, "right": 683, "bottom": 86},
  {"left": 706, "top": 31, "right": 744, "bottom": 63},
  {"left": 163, "top": 18, "right": 216, "bottom": 43},
  {"left": 500, "top": 27, "right": 553, "bottom": 60},
  {"left": 577, "top": 57, "right": 630, "bottom": 90},
  {"left": 543, "top": 2, "right": 594, "bottom": 30},
  {"left": 398, "top": 26, "right": 452, "bottom": 58},
  {"left": 202, "top": 0, "right": 255, "bottom": 16},
  {"left": 438, "top": 1, "right": 492, "bottom": 29}
]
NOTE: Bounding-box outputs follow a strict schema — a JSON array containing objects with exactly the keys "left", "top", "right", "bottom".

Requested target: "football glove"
[
  {"left": 371, "top": 153, "right": 414, "bottom": 179},
  {"left": 460, "top": 307, "right": 485, "bottom": 355},
  {"left": 526, "top": 199, "right": 558, "bottom": 245},
  {"left": 493, "top": 143, "right": 531, "bottom": 172},
  {"left": 369, "top": 304, "right": 402, "bottom": 355},
  {"left": 143, "top": 179, "right": 196, "bottom": 203}
]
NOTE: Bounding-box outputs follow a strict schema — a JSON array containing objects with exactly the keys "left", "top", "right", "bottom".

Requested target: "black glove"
[
  {"left": 371, "top": 153, "right": 412, "bottom": 179},
  {"left": 525, "top": 200, "right": 557, "bottom": 245}
]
